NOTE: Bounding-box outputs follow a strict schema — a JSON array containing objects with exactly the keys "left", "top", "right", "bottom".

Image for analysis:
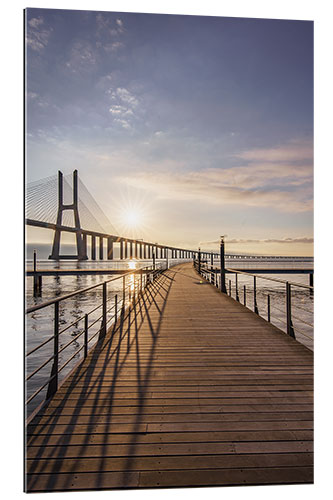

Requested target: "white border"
[{"left": 2, "top": 1, "right": 332, "bottom": 499}]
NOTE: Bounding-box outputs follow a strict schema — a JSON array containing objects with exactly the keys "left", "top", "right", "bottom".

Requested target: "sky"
[{"left": 25, "top": 8, "right": 313, "bottom": 255}]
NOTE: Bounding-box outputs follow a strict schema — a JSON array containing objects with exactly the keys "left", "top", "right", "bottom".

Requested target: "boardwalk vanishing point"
[{"left": 26, "top": 263, "right": 313, "bottom": 491}]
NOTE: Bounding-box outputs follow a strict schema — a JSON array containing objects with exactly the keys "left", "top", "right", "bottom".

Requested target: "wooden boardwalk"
[{"left": 26, "top": 263, "right": 313, "bottom": 492}]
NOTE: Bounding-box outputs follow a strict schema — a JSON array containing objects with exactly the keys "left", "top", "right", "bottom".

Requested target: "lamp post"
[{"left": 220, "top": 236, "right": 227, "bottom": 293}]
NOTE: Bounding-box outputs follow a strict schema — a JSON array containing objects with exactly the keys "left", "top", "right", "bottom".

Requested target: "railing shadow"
[{"left": 26, "top": 269, "right": 175, "bottom": 491}]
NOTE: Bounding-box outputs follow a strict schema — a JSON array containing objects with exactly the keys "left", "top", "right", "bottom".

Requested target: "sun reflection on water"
[{"left": 127, "top": 260, "right": 138, "bottom": 293}]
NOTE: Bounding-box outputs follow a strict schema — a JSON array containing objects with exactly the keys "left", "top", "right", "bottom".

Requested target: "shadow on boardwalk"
[
  {"left": 26, "top": 263, "right": 313, "bottom": 492},
  {"left": 26, "top": 270, "right": 175, "bottom": 491}
]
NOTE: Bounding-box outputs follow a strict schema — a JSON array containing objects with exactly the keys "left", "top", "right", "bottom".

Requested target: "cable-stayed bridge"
[
  {"left": 26, "top": 170, "right": 203, "bottom": 261},
  {"left": 25, "top": 170, "right": 314, "bottom": 267}
]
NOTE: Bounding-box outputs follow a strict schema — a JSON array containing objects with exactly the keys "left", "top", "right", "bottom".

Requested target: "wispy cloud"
[
  {"left": 65, "top": 41, "right": 97, "bottom": 72},
  {"left": 95, "top": 14, "right": 125, "bottom": 51},
  {"left": 200, "top": 237, "right": 313, "bottom": 245},
  {"left": 108, "top": 87, "right": 140, "bottom": 129},
  {"left": 119, "top": 138, "right": 313, "bottom": 212},
  {"left": 26, "top": 91, "right": 50, "bottom": 108},
  {"left": 235, "top": 138, "right": 313, "bottom": 163},
  {"left": 26, "top": 16, "right": 53, "bottom": 52}
]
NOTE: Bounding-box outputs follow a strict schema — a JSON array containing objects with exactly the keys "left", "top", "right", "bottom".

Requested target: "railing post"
[
  {"left": 33, "top": 249, "right": 37, "bottom": 272},
  {"left": 46, "top": 301, "right": 59, "bottom": 399},
  {"left": 33, "top": 249, "right": 42, "bottom": 297},
  {"left": 115, "top": 294, "right": 118, "bottom": 323},
  {"left": 286, "top": 282, "right": 295, "bottom": 338},
  {"left": 220, "top": 236, "right": 227, "bottom": 293},
  {"left": 229, "top": 279, "right": 231, "bottom": 296},
  {"left": 84, "top": 314, "right": 88, "bottom": 358},
  {"left": 99, "top": 282, "right": 107, "bottom": 339},
  {"left": 235, "top": 273, "right": 239, "bottom": 302},
  {"left": 243, "top": 285, "right": 246, "bottom": 306},
  {"left": 198, "top": 248, "right": 201, "bottom": 275},
  {"left": 153, "top": 251, "right": 155, "bottom": 270},
  {"left": 267, "top": 295, "right": 271, "bottom": 322},
  {"left": 253, "top": 276, "right": 259, "bottom": 314},
  {"left": 309, "top": 273, "right": 314, "bottom": 296}
]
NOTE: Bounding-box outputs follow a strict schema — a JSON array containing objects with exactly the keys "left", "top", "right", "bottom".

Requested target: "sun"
[
  {"left": 113, "top": 185, "right": 155, "bottom": 239},
  {"left": 123, "top": 210, "right": 141, "bottom": 228}
]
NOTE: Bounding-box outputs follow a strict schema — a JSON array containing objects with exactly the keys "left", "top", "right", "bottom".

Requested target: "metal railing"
[
  {"left": 194, "top": 260, "right": 313, "bottom": 347},
  {"left": 25, "top": 263, "right": 166, "bottom": 414}
]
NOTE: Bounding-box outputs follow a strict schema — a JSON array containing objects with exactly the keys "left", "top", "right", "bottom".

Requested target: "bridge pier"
[
  {"left": 107, "top": 237, "right": 113, "bottom": 260},
  {"left": 49, "top": 170, "right": 87, "bottom": 260},
  {"left": 91, "top": 235, "right": 96, "bottom": 260},
  {"left": 124, "top": 240, "right": 128, "bottom": 259},
  {"left": 99, "top": 236, "right": 103, "bottom": 260}
]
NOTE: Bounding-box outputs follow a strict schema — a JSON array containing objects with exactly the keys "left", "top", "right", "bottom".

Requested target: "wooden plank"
[
  {"left": 26, "top": 440, "right": 313, "bottom": 459},
  {"left": 27, "top": 428, "right": 313, "bottom": 447},
  {"left": 26, "top": 452, "right": 313, "bottom": 474},
  {"left": 26, "top": 467, "right": 313, "bottom": 491}
]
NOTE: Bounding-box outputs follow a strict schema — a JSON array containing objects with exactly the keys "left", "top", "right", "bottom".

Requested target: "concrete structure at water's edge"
[
  {"left": 49, "top": 170, "right": 87, "bottom": 261},
  {"left": 26, "top": 263, "right": 313, "bottom": 492}
]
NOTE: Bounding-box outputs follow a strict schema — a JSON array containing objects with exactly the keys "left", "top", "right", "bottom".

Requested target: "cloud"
[
  {"left": 65, "top": 41, "right": 97, "bottom": 72},
  {"left": 28, "top": 17, "right": 43, "bottom": 29},
  {"left": 235, "top": 138, "right": 313, "bottom": 163},
  {"left": 109, "top": 105, "right": 127, "bottom": 115},
  {"left": 107, "top": 87, "right": 140, "bottom": 129},
  {"left": 118, "top": 138, "right": 313, "bottom": 213},
  {"left": 199, "top": 237, "right": 313, "bottom": 246},
  {"left": 103, "top": 41, "right": 124, "bottom": 53},
  {"left": 96, "top": 14, "right": 124, "bottom": 38},
  {"left": 115, "top": 87, "right": 139, "bottom": 107},
  {"left": 114, "top": 118, "right": 131, "bottom": 130},
  {"left": 26, "top": 16, "right": 53, "bottom": 52},
  {"left": 119, "top": 166, "right": 312, "bottom": 212},
  {"left": 228, "top": 237, "right": 313, "bottom": 244}
]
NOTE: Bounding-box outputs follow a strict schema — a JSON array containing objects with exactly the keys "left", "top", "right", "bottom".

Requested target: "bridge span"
[{"left": 26, "top": 263, "right": 313, "bottom": 491}]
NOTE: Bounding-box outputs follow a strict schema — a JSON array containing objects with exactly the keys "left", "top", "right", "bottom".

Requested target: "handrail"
[
  {"left": 194, "top": 259, "right": 313, "bottom": 348},
  {"left": 25, "top": 263, "right": 166, "bottom": 412},
  {"left": 226, "top": 267, "right": 314, "bottom": 290},
  {"left": 26, "top": 266, "right": 153, "bottom": 314}
]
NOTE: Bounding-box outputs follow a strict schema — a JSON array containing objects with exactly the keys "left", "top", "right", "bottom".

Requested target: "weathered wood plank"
[{"left": 26, "top": 452, "right": 313, "bottom": 474}]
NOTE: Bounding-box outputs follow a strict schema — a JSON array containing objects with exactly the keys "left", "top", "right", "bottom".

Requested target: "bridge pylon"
[{"left": 49, "top": 170, "right": 88, "bottom": 260}]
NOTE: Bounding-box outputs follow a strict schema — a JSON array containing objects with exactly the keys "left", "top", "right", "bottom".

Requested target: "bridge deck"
[{"left": 26, "top": 263, "right": 313, "bottom": 492}]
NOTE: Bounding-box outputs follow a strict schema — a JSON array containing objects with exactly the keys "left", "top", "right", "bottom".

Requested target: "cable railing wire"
[
  {"left": 195, "top": 259, "right": 313, "bottom": 348},
  {"left": 25, "top": 265, "right": 162, "bottom": 413}
]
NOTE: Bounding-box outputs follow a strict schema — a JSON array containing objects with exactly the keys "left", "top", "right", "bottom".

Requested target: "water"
[
  {"left": 25, "top": 256, "right": 313, "bottom": 416},
  {"left": 25, "top": 258, "right": 186, "bottom": 416}
]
